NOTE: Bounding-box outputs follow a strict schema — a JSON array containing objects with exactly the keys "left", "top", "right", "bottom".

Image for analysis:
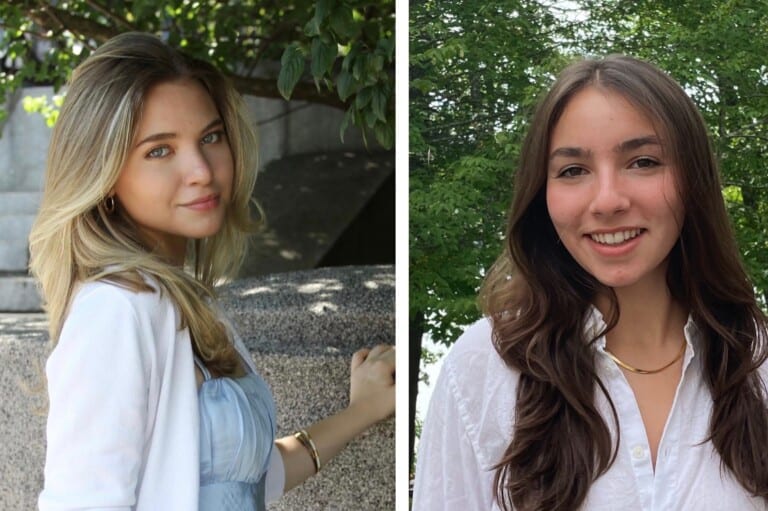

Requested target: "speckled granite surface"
[{"left": 0, "top": 265, "right": 395, "bottom": 510}]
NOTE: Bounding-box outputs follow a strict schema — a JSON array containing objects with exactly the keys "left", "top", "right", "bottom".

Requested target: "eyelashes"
[
  {"left": 555, "top": 157, "right": 662, "bottom": 178},
  {"left": 146, "top": 146, "right": 171, "bottom": 159},
  {"left": 144, "top": 130, "right": 226, "bottom": 160}
]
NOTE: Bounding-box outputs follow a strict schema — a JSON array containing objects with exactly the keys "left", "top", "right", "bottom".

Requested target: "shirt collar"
[{"left": 586, "top": 304, "right": 701, "bottom": 362}]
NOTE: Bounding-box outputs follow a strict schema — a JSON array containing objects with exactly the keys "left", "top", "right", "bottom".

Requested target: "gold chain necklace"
[{"left": 603, "top": 340, "right": 686, "bottom": 375}]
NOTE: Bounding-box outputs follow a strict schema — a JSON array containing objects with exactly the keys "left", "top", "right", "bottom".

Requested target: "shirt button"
[{"left": 631, "top": 445, "right": 646, "bottom": 460}]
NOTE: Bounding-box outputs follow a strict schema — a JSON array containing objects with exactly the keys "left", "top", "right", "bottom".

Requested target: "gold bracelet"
[{"left": 294, "top": 429, "right": 321, "bottom": 474}]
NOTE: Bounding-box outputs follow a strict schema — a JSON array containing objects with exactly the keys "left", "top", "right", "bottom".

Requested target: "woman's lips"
[
  {"left": 181, "top": 194, "right": 219, "bottom": 211},
  {"left": 585, "top": 228, "right": 645, "bottom": 256}
]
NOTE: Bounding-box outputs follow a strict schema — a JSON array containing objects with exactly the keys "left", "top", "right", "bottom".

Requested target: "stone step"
[
  {"left": 0, "top": 276, "right": 40, "bottom": 310},
  {"left": 0, "top": 246, "right": 28, "bottom": 273},
  {"left": 0, "top": 214, "right": 35, "bottom": 240},
  {"left": 0, "top": 192, "right": 42, "bottom": 215}
]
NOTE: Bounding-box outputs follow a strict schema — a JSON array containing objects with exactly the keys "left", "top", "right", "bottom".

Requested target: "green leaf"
[
  {"left": 339, "top": 105, "right": 354, "bottom": 142},
  {"left": 277, "top": 43, "right": 305, "bottom": 100},
  {"left": 342, "top": 44, "right": 360, "bottom": 72},
  {"left": 374, "top": 118, "right": 394, "bottom": 149},
  {"left": 329, "top": 5, "right": 357, "bottom": 39},
  {"left": 352, "top": 54, "right": 366, "bottom": 81},
  {"left": 364, "top": 107, "right": 378, "bottom": 128},
  {"left": 355, "top": 85, "right": 373, "bottom": 109},
  {"left": 336, "top": 69, "right": 356, "bottom": 101},
  {"left": 310, "top": 38, "right": 337, "bottom": 79},
  {"left": 376, "top": 37, "right": 395, "bottom": 59},
  {"left": 304, "top": 17, "right": 321, "bottom": 37},
  {"left": 371, "top": 87, "right": 387, "bottom": 122},
  {"left": 315, "top": 0, "right": 335, "bottom": 23}
]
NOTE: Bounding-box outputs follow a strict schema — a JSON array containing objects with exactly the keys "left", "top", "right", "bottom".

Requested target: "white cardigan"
[{"left": 38, "top": 279, "right": 284, "bottom": 511}]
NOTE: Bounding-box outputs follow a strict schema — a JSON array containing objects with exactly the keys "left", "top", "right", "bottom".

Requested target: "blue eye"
[
  {"left": 201, "top": 130, "right": 224, "bottom": 144},
  {"left": 146, "top": 146, "right": 170, "bottom": 159}
]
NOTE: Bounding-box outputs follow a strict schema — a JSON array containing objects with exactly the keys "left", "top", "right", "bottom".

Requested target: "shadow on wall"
[{"left": 242, "top": 150, "right": 394, "bottom": 277}]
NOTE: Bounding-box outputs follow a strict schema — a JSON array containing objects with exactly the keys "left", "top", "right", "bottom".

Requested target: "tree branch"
[
  {"left": 83, "top": 0, "right": 136, "bottom": 32},
  {"left": 226, "top": 73, "right": 346, "bottom": 108},
  {"left": 27, "top": 4, "right": 119, "bottom": 44}
]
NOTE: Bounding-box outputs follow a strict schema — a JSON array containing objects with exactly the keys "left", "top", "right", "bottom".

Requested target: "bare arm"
[{"left": 275, "top": 344, "right": 395, "bottom": 491}]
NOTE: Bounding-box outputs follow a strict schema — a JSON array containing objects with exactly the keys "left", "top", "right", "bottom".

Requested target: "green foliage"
[
  {"left": 411, "top": 0, "right": 768, "bottom": 350},
  {"left": 279, "top": 0, "right": 395, "bottom": 147},
  {"left": 22, "top": 94, "right": 64, "bottom": 127},
  {"left": 0, "top": 0, "right": 394, "bottom": 148},
  {"left": 410, "top": 0, "right": 561, "bottom": 345}
]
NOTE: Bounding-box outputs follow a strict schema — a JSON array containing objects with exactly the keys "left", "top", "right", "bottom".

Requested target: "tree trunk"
[{"left": 409, "top": 310, "right": 425, "bottom": 474}]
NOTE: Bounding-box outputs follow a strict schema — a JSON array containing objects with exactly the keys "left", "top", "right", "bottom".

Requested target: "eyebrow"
[
  {"left": 549, "top": 135, "right": 662, "bottom": 161},
  {"left": 134, "top": 118, "right": 224, "bottom": 148}
]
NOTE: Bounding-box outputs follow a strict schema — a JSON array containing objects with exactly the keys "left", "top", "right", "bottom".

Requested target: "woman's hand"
[
  {"left": 348, "top": 344, "right": 395, "bottom": 423},
  {"left": 276, "top": 344, "right": 396, "bottom": 490}
]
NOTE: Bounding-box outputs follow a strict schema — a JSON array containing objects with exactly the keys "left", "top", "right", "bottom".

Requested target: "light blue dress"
[{"left": 195, "top": 356, "right": 277, "bottom": 511}]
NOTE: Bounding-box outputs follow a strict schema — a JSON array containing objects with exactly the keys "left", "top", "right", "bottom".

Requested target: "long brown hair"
[{"left": 479, "top": 55, "right": 768, "bottom": 510}]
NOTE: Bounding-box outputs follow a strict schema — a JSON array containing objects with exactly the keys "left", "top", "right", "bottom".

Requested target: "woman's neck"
[{"left": 596, "top": 278, "right": 688, "bottom": 353}]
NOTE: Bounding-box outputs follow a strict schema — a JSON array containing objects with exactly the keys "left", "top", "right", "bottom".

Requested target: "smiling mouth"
[{"left": 589, "top": 228, "right": 644, "bottom": 245}]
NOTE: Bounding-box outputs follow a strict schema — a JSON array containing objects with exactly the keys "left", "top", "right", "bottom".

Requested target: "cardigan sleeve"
[{"left": 39, "top": 286, "right": 152, "bottom": 511}]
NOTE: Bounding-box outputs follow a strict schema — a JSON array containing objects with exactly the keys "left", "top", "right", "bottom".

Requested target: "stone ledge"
[
  {"left": 0, "top": 265, "right": 394, "bottom": 510},
  {"left": 0, "top": 276, "right": 42, "bottom": 311}
]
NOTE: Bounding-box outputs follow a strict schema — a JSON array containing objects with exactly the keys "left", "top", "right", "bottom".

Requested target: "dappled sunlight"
[
  {"left": 308, "top": 301, "right": 340, "bottom": 314},
  {"left": 240, "top": 286, "right": 275, "bottom": 297},
  {"left": 297, "top": 279, "right": 343, "bottom": 294}
]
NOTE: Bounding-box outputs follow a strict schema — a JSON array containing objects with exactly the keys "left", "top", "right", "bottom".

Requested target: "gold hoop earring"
[{"left": 105, "top": 196, "right": 116, "bottom": 214}]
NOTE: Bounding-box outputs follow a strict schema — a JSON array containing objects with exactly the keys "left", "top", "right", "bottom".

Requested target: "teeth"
[{"left": 590, "top": 229, "right": 642, "bottom": 245}]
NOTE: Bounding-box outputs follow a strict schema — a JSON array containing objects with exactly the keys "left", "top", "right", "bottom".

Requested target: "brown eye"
[
  {"left": 558, "top": 166, "right": 587, "bottom": 178},
  {"left": 631, "top": 157, "right": 659, "bottom": 169}
]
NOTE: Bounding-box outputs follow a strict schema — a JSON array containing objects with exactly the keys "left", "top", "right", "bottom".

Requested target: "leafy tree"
[
  {"left": 409, "top": 0, "right": 561, "bottom": 469},
  {"left": 0, "top": 0, "right": 394, "bottom": 147}
]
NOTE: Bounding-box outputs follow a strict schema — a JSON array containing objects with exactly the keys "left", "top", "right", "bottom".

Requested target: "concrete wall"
[{"left": 0, "top": 265, "right": 394, "bottom": 510}]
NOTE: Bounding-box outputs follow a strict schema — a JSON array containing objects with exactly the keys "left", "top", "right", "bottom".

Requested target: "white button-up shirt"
[{"left": 412, "top": 311, "right": 768, "bottom": 510}]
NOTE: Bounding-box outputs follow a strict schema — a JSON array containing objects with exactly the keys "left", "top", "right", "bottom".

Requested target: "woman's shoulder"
[
  {"left": 66, "top": 277, "right": 180, "bottom": 339},
  {"left": 431, "top": 316, "right": 519, "bottom": 470},
  {"left": 72, "top": 276, "right": 172, "bottom": 315},
  {"left": 442, "top": 317, "right": 516, "bottom": 383}
]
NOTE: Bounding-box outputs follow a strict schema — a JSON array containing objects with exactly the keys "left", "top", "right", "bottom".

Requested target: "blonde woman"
[{"left": 29, "top": 32, "right": 395, "bottom": 511}]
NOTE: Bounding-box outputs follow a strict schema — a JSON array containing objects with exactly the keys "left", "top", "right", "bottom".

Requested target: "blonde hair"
[{"left": 29, "top": 32, "right": 260, "bottom": 376}]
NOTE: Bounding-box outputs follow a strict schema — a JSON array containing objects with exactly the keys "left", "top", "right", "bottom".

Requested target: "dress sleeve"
[
  {"left": 411, "top": 358, "right": 496, "bottom": 510},
  {"left": 38, "top": 288, "right": 151, "bottom": 511},
  {"left": 264, "top": 444, "right": 285, "bottom": 504}
]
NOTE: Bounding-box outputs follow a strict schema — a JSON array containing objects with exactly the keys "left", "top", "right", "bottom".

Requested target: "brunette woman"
[{"left": 413, "top": 55, "right": 768, "bottom": 510}]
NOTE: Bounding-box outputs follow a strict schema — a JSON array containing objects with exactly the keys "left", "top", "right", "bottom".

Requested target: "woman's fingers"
[
  {"left": 348, "top": 344, "right": 396, "bottom": 421},
  {"left": 351, "top": 348, "right": 371, "bottom": 371},
  {"left": 368, "top": 344, "right": 393, "bottom": 358}
]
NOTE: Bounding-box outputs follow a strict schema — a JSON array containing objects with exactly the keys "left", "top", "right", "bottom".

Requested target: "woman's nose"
[
  {"left": 183, "top": 147, "right": 213, "bottom": 185},
  {"left": 588, "top": 171, "right": 630, "bottom": 216}
]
